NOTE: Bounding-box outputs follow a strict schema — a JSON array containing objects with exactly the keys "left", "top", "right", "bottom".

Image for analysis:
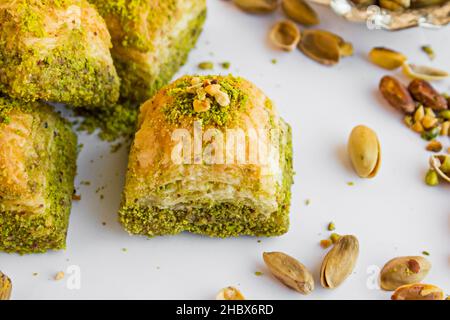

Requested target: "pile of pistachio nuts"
[
  {"left": 231, "top": 0, "right": 353, "bottom": 66},
  {"left": 368, "top": 46, "right": 449, "bottom": 186}
]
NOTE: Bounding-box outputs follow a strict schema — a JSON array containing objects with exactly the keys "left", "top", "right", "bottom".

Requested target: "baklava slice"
[
  {"left": 90, "top": 0, "right": 207, "bottom": 102},
  {"left": 120, "top": 75, "right": 294, "bottom": 237},
  {"left": 0, "top": 0, "right": 120, "bottom": 108},
  {"left": 0, "top": 97, "right": 77, "bottom": 254}
]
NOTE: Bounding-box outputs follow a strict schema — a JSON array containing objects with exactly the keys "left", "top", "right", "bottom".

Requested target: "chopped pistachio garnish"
[
  {"left": 271, "top": 59, "right": 277, "bottom": 64},
  {"left": 422, "top": 251, "right": 430, "bottom": 256},
  {"left": 221, "top": 62, "right": 231, "bottom": 69},
  {"left": 254, "top": 271, "right": 264, "bottom": 276},
  {"left": 421, "top": 45, "right": 435, "bottom": 60},
  {"left": 305, "top": 199, "right": 311, "bottom": 206},
  {"left": 347, "top": 182, "right": 354, "bottom": 186},
  {"left": 198, "top": 61, "right": 214, "bottom": 70}
]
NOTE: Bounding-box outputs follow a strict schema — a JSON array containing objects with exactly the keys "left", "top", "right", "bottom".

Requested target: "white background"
[{"left": 1, "top": 0, "right": 449, "bottom": 300}]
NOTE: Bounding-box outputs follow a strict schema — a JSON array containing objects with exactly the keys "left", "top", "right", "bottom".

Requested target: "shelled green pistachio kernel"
[
  {"left": 421, "top": 127, "right": 440, "bottom": 141},
  {"left": 425, "top": 169, "right": 439, "bottom": 186}
]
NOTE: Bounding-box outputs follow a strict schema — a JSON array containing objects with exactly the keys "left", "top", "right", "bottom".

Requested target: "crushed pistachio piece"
[
  {"left": 425, "top": 169, "right": 439, "bottom": 186},
  {"left": 254, "top": 271, "right": 264, "bottom": 276},
  {"left": 72, "top": 194, "right": 81, "bottom": 201},
  {"left": 198, "top": 61, "right": 214, "bottom": 70},
  {"left": 421, "top": 45, "right": 435, "bottom": 60},
  {"left": 330, "top": 233, "right": 341, "bottom": 244},
  {"left": 271, "top": 59, "right": 278, "bottom": 64},
  {"left": 54, "top": 271, "right": 65, "bottom": 281},
  {"left": 221, "top": 62, "right": 231, "bottom": 69},
  {"left": 327, "top": 222, "right": 336, "bottom": 231},
  {"left": 426, "top": 141, "right": 442, "bottom": 153},
  {"left": 320, "top": 239, "right": 333, "bottom": 249},
  {"left": 422, "top": 251, "right": 430, "bottom": 256}
]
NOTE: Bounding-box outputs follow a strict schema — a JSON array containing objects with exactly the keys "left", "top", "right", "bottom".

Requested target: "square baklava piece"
[
  {"left": 120, "top": 75, "right": 294, "bottom": 237},
  {"left": 0, "top": 98, "right": 77, "bottom": 253}
]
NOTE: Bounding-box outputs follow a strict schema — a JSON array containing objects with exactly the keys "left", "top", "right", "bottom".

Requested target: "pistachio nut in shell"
[
  {"left": 380, "top": 256, "right": 431, "bottom": 291},
  {"left": 263, "top": 252, "right": 315, "bottom": 295},
  {"left": 298, "top": 30, "right": 341, "bottom": 66},
  {"left": 269, "top": 20, "right": 301, "bottom": 52},
  {"left": 232, "top": 0, "right": 280, "bottom": 13},
  {"left": 391, "top": 283, "right": 444, "bottom": 300},
  {"left": 348, "top": 125, "right": 381, "bottom": 178},
  {"left": 408, "top": 79, "right": 448, "bottom": 111},
  {"left": 281, "top": 0, "right": 320, "bottom": 26},
  {"left": 402, "top": 63, "right": 449, "bottom": 81},
  {"left": 320, "top": 235, "right": 359, "bottom": 289},
  {"left": 0, "top": 272, "right": 12, "bottom": 300},
  {"left": 379, "top": 76, "right": 416, "bottom": 114},
  {"left": 216, "top": 287, "right": 245, "bottom": 300},
  {"left": 369, "top": 47, "right": 407, "bottom": 70}
]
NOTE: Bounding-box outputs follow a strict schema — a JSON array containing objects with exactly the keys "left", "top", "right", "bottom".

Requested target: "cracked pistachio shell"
[
  {"left": 392, "top": 283, "right": 444, "bottom": 300},
  {"left": 380, "top": 256, "right": 431, "bottom": 291},
  {"left": 232, "top": 0, "right": 280, "bottom": 13},
  {"left": 402, "top": 63, "right": 449, "bottom": 81},
  {"left": 263, "top": 252, "right": 315, "bottom": 295},
  {"left": 369, "top": 47, "right": 407, "bottom": 70},
  {"left": 269, "top": 20, "right": 301, "bottom": 51},
  {"left": 0, "top": 272, "right": 12, "bottom": 300},
  {"left": 348, "top": 125, "right": 381, "bottom": 178},
  {"left": 320, "top": 235, "right": 359, "bottom": 289},
  {"left": 282, "top": 0, "right": 320, "bottom": 26},
  {"left": 298, "top": 30, "right": 341, "bottom": 66}
]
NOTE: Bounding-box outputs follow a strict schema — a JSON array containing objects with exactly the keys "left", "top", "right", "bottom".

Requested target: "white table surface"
[{"left": 1, "top": 0, "right": 449, "bottom": 300}]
